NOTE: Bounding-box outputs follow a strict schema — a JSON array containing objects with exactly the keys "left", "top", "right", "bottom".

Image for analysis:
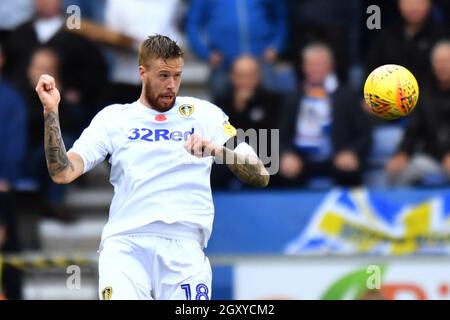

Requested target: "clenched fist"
[
  {"left": 35, "top": 74, "right": 61, "bottom": 112},
  {"left": 184, "top": 134, "right": 220, "bottom": 158}
]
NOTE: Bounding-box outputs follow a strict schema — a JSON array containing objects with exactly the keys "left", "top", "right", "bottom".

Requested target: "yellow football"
[{"left": 364, "top": 64, "right": 419, "bottom": 120}]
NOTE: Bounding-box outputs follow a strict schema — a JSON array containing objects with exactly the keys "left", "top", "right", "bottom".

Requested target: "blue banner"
[{"left": 285, "top": 188, "right": 450, "bottom": 255}]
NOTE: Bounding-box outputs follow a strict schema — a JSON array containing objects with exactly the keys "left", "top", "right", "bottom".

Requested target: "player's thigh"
[
  {"left": 98, "top": 236, "right": 152, "bottom": 300},
  {"left": 168, "top": 257, "right": 212, "bottom": 301},
  {"left": 156, "top": 238, "right": 212, "bottom": 300}
]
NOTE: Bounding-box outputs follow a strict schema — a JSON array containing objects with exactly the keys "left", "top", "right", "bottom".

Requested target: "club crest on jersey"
[
  {"left": 179, "top": 104, "right": 194, "bottom": 117},
  {"left": 101, "top": 286, "right": 113, "bottom": 300}
]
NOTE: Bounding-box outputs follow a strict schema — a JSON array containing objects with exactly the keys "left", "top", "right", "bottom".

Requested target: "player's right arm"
[{"left": 36, "top": 74, "right": 84, "bottom": 184}]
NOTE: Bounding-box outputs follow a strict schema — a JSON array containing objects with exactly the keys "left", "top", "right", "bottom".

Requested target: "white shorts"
[{"left": 98, "top": 225, "right": 212, "bottom": 300}]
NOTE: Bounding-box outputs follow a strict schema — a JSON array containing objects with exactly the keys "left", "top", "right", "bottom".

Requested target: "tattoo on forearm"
[
  {"left": 44, "top": 112, "right": 73, "bottom": 177},
  {"left": 218, "top": 147, "right": 269, "bottom": 187}
]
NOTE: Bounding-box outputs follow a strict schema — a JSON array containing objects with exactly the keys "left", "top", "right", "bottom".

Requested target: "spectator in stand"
[
  {"left": 359, "top": 0, "right": 402, "bottom": 60},
  {"left": 0, "top": 43, "right": 26, "bottom": 300},
  {"left": 101, "top": 0, "right": 185, "bottom": 105},
  {"left": 285, "top": 0, "right": 362, "bottom": 86},
  {"left": 212, "top": 55, "right": 280, "bottom": 189},
  {"left": 19, "top": 47, "right": 84, "bottom": 220},
  {"left": 365, "top": 0, "right": 447, "bottom": 85},
  {"left": 0, "top": 0, "right": 34, "bottom": 45},
  {"left": 186, "top": 0, "right": 287, "bottom": 97},
  {"left": 214, "top": 56, "right": 280, "bottom": 131},
  {"left": 3, "top": 0, "right": 107, "bottom": 116},
  {"left": 386, "top": 40, "right": 450, "bottom": 186},
  {"left": 276, "top": 43, "right": 371, "bottom": 188}
]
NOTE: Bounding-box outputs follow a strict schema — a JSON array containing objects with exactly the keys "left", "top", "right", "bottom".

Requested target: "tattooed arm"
[
  {"left": 36, "top": 75, "right": 84, "bottom": 184},
  {"left": 184, "top": 134, "right": 269, "bottom": 188},
  {"left": 43, "top": 111, "right": 84, "bottom": 183},
  {"left": 217, "top": 146, "right": 269, "bottom": 187}
]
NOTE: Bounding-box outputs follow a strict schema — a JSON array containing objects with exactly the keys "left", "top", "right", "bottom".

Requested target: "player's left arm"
[
  {"left": 184, "top": 134, "right": 270, "bottom": 188},
  {"left": 217, "top": 144, "right": 270, "bottom": 188}
]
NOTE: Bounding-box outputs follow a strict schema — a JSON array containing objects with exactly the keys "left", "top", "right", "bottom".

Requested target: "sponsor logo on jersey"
[
  {"left": 128, "top": 128, "right": 194, "bottom": 142},
  {"left": 179, "top": 104, "right": 194, "bottom": 117},
  {"left": 101, "top": 286, "right": 113, "bottom": 300}
]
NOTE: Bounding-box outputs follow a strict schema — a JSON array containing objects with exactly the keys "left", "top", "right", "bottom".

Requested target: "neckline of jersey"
[{"left": 135, "top": 99, "right": 179, "bottom": 115}]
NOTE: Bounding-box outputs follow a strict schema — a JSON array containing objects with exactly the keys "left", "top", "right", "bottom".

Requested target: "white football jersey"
[{"left": 69, "top": 97, "right": 237, "bottom": 248}]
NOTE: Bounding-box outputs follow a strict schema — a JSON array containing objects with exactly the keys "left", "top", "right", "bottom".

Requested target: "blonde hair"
[{"left": 138, "top": 34, "right": 183, "bottom": 68}]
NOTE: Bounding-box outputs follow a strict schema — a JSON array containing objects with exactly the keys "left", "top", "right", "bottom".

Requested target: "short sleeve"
[
  {"left": 234, "top": 142, "right": 257, "bottom": 157},
  {"left": 208, "top": 104, "right": 237, "bottom": 146},
  {"left": 68, "top": 108, "right": 112, "bottom": 173}
]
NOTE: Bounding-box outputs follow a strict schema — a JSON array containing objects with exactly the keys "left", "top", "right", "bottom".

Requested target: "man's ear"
[{"left": 138, "top": 65, "right": 146, "bottom": 81}]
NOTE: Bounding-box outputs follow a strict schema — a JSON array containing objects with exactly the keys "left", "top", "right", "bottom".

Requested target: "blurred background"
[{"left": 0, "top": 0, "right": 450, "bottom": 300}]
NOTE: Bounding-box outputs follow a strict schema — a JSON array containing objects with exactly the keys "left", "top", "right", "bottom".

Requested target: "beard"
[{"left": 144, "top": 81, "right": 176, "bottom": 112}]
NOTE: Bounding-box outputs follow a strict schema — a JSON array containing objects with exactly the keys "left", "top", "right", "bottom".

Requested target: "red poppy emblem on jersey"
[{"left": 155, "top": 114, "right": 167, "bottom": 121}]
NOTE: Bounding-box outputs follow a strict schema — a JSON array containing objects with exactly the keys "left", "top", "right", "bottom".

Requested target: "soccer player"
[{"left": 35, "top": 35, "right": 269, "bottom": 300}]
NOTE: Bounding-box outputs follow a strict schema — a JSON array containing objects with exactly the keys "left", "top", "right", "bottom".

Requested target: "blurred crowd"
[{"left": 0, "top": 0, "right": 450, "bottom": 297}]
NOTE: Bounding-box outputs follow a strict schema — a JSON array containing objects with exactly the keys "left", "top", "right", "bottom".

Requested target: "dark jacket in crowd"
[
  {"left": 0, "top": 80, "right": 26, "bottom": 184},
  {"left": 214, "top": 87, "right": 281, "bottom": 131},
  {"left": 365, "top": 18, "right": 447, "bottom": 84},
  {"left": 211, "top": 87, "right": 280, "bottom": 190},
  {"left": 3, "top": 20, "right": 107, "bottom": 108},
  {"left": 397, "top": 84, "right": 450, "bottom": 161},
  {"left": 285, "top": 0, "right": 361, "bottom": 84}
]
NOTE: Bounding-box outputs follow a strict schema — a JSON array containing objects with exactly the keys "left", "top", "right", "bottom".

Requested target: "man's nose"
[{"left": 167, "top": 77, "right": 176, "bottom": 90}]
